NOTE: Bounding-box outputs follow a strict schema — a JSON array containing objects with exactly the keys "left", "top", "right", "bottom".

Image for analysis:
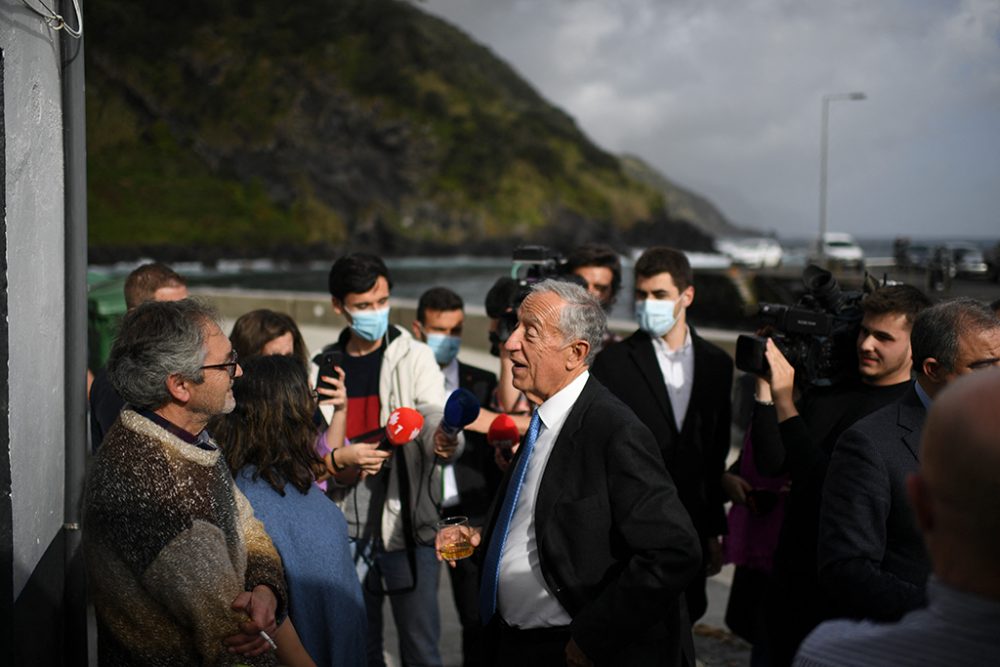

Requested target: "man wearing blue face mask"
[
  {"left": 317, "top": 254, "right": 463, "bottom": 667},
  {"left": 412, "top": 287, "right": 500, "bottom": 667},
  {"left": 591, "top": 246, "right": 734, "bottom": 624}
]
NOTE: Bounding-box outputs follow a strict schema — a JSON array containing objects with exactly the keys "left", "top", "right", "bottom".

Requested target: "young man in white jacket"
[{"left": 318, "top": 252, "right": 462, "bottom": 667}]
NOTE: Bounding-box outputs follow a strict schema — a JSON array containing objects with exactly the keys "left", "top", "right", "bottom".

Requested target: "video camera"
[
  {"left": 491, "top": 246, "right": 566, "bottom": 354},
  {"left": 735, "top": 265, "right": 871, "bottom": 387}
]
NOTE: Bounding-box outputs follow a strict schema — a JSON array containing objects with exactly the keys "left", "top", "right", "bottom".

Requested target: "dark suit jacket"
[
  {"left": 818, "top": 384, "right": 931, "bottom": 621},
  {"left": 450, "top": 361, "right": 501, "bottom": 526},
  {"left": 591, "top": 328, "right": 734, "bottom": 542},
  {"left": 483, "top": 376, "right": 702, "bottom": 666}
]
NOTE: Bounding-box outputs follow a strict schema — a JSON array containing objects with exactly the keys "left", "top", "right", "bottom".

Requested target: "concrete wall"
[{"left": 2, "top": 0, "right": 67, "bottom": 600}]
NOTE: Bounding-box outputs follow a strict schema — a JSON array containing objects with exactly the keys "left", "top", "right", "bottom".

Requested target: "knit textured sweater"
[{"left": 83, "top": 409, "right": 287, "bottom": 666}]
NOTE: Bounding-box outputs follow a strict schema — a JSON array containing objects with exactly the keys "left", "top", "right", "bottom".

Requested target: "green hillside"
[{"left": 86, "top": 0, "right": 736, "bottom": 260}]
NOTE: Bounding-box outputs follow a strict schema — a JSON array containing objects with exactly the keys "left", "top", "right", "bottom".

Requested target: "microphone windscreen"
[
  {"left": 486, "top": 413, "right": 519, "bottom": 450},
  {"left": 442, "top": 388, "right": 481, "bottom": 432},
  {"left": 385, "top": 407, "right": 424, "bottom": 446}
]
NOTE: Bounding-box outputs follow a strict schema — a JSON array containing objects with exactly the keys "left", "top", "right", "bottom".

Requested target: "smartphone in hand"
[{"left": 316, "top": 350, "right": 344, "bottom": 394}]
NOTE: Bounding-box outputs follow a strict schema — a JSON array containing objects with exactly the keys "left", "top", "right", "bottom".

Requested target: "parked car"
[
  {"left": 943, "top": 241, "right": 990, "bottom": 279},
  {"left": 821, "top": 232, "right": 865, "bottom": 270},
  {"left": 715, "top": 236, "right": 783, "bottom": 268},
  {"left": 893, "top": 237, "right": 932, "bottom": 270}
]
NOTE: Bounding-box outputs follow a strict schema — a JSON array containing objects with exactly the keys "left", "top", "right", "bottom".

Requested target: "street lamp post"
[{"left": 817, "top": 91, "right": 866, "bottom": 263}]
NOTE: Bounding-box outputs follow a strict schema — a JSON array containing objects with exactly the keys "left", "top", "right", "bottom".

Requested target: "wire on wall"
[{"left": 20, "top": 0, "right": 83, "bottom": 39}]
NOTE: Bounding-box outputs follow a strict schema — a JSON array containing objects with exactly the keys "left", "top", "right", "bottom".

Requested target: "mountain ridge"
[{"left": 86, "top": 0, "right": 743, "bottom": 262}]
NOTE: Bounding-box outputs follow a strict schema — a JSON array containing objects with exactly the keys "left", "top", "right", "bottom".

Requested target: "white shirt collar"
[
  {"left": 651, "top": 325, "right": 692, "bottom": 356},
  {"left": 536, "top": 370, "right": 589, "bottom": 431},
  {"left": 442, "top": 357, "right": 460, "bottom": 394}
]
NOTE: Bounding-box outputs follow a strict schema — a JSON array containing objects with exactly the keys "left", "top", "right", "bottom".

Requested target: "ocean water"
[{"left": 88, "top": 236, "right": 998, "bottom": 322}]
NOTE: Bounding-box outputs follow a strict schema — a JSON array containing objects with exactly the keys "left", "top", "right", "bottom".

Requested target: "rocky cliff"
[{"left": 86, "top": 0, "right": 740, "bottom": 261}]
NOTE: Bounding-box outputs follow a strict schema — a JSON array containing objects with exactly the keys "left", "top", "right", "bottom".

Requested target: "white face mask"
[
  {"left": 348, "top": 306, "right": 390, "bottom": 342},
  {"left": 635, "top": 299, "right": 679, "bottom": 337},
  {"left": 425, "top": 333, "right": 461, "bottom": 365}
]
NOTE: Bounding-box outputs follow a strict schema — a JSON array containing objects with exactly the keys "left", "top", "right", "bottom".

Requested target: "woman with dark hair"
[
  {"left": 230, "top": 309, "right": 311, "bottom": 370},
  {"left": 212, "top": 355, "right": 366, "bottom": 667}
]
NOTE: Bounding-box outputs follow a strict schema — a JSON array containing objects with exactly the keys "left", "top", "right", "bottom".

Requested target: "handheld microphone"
[
  {"left": 440, "top": 388, "right": 481, "bottom": 436},
  {"left": 379, "top": 407, "right": 424, "bottom": 451},
  {"left": 486, "top": 413, "right": 519, "bottom": 462}
]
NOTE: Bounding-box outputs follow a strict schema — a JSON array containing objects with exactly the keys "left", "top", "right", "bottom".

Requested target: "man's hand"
[
  {"left": 565, "top": 637, "right": 594, "bottom": 667},
  {"left": 705, "top": 537, "right": 724, "bottom": 577},
  {"left": 493, "top": 446, "right": 514, "bottom": 473},
  {"left": 435, "top": 525, "right": 481, "bottom": 568},
  {"left": 433, "top": 426, "right": 459, "bottom": 460},
  {"left": 224, "top": 585, "right": 278, "bottom": 657},
  {"left": 764, "top": 338, "right": 798, "bottom": 421},
  {"left": 722, "top": 472, "right": 752, "bottom": 505}
]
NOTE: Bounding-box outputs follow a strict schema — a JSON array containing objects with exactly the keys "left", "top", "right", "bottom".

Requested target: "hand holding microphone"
[
  {"left": 435, "top": 388, "right": 480, "bottom": 460},
  {"left": 333, "top": 407, "right": 422, "bottom": 477},
  {"left": 381, "top": 407, "right": 424, "bottom": 451},
  {"left": 487, "top": 413, "right": 520, "bottom": 471}
]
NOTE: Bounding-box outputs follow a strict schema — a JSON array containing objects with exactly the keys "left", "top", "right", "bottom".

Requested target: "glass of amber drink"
[{"left": 436, "top": 516, "right": 474, "bottom": 561}]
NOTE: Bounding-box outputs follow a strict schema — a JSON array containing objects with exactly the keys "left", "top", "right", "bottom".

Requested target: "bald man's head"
[{"left": 917, "top": 368, "right": 1000, "bottom": 566}]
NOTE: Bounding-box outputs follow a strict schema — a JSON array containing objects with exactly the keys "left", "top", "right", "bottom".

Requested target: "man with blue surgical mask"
[
  {"left": 412, "top": 286, "right": 500, "bottom": 667},
  {"left": 591, "top": 246, "right": 734, "bottom": 625},
  {"left": 318, "top": 254, "right": 462, "bottom": 667}
]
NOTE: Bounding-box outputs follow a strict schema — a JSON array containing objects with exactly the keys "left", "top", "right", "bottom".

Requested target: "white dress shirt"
[
  {"left": 496, "top": 371, "right": 590, "bottom": 628},
  {"left": 651, "top": 326, "right": 694, "bottom": 431}
]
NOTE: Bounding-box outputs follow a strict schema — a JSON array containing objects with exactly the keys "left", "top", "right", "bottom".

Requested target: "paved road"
[{"left": 379, "top": 563, "right": 751, "bottom": 667}]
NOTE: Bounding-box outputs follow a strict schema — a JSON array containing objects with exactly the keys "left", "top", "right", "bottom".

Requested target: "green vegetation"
[{"left": 85, "top": 0, "right": 733, "bottom": 259}]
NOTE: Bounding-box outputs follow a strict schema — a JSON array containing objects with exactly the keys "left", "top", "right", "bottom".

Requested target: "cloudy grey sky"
[{"left": 424, "top": 0, "right": 1000, "bottom": 240}]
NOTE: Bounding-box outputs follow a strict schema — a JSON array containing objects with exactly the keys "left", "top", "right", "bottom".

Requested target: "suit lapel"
[
  {"left": 897, "top": 385, "right": 926, "bottom": 462},
  {"left": 628, "top": 332, "right": 678, "bottom": 436},
  {"left": 533, "top": 378, "right": 597, "bottom": 553},
  {"left": 682, "top": 330, "right": 712, "bottom": 438}
]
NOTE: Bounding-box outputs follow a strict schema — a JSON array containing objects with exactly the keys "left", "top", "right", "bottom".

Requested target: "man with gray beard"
[{"left": 83, "top": 299, "right": 287, "bottom": 666}]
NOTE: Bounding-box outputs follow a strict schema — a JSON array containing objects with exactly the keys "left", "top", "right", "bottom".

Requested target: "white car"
[
  {"left": 715, "top": 237, "right": 784, "bottom": 268},
  {"left": 821, "top": 232, "right": 865, "bottom": 269},
  {"left": 944, "top": 242, "right": 989, "bottom": 279}
]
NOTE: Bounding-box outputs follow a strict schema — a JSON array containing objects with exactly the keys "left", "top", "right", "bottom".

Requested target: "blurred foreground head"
[{"left": 912, "top": 367, "right": 1000, "bottom": 596}]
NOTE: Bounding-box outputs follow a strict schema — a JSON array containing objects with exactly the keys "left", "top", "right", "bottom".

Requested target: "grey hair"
[
  {"left": 911, "top": 298, "right": 1000, "bottom": 375},
  {"left": 530, "top": 278, "right": 607, "bottom": 366},
  {"left": 107, "top": 299, "right": 221, "bottom": 411}
]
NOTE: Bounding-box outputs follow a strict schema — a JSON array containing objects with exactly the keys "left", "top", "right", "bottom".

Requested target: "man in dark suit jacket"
[
  {"left": 414, "top": 287, "right": 501, "bottom": 667},
  {"left": 819, "top": 297, "right": 1000, "bottom": 622},
  {"left": 591, "top": 246, "right": 733, "bottom": 621},
  {"left": 461, "top": 279, "right": 702, "bottom": 667}
]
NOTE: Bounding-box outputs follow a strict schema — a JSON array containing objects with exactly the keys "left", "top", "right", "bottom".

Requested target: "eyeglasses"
[{"left": 201, "top": 350, "right": 239, "bottom": 379}]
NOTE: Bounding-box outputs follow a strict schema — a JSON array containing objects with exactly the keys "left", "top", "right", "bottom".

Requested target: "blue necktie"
[{"left": 479, "top": 409, "right": 542, "bottom": 625}]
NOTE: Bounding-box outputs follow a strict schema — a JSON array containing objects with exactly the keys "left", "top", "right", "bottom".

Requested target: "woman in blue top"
[{"left": 213, "top": 355, "right": 367, "bottom": 667}]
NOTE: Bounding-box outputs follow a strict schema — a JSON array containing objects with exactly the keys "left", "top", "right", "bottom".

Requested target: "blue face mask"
[
  {"left": 635, "top": 299, "right": 679, "bottom": 338},
  {"left": 425, "top": 333, "right": 461, "bottom": 366},
  {"left": 348, "top": 307, "right": 390, "bottom": 342}
]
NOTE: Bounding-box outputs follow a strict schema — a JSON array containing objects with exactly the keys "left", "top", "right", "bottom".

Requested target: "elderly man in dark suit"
[
  {"left": 461, "top": 279, "right": 701, "bottom": 667},
  {"left": 591, "top": 246, "right": 733, "bottom": 621},
  {"left": 819, "top": 298, "right": 1000, "bottom": 621}
]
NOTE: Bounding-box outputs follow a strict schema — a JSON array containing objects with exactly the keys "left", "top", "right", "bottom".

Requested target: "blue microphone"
[{"left": 440, "top": 388, "right": 481, "bottom": 436}]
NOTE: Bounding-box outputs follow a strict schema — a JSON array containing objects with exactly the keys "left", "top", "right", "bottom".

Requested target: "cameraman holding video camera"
[{"left": 746, "top": 281, "right": 930, "bottom": 666}]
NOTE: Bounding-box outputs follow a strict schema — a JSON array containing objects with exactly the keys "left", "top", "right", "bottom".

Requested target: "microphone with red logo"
[
  {"left": 486, "top": 413, "right": 520, "bottom": 462},
  {"left": 379, "top": 407, "right": 424, "bottom": 451}
]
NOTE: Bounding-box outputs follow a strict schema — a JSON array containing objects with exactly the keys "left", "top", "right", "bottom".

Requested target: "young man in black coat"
[
  {"left": 591, "top": 246, "right": 733, "bottom": 622},
  {"left": 818, "top": 298, "right": 1000, "bottom": 622}
]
